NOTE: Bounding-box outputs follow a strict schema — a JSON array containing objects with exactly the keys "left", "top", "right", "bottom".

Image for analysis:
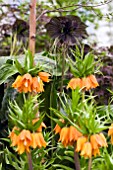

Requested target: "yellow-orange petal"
[
  {"left": 76, "top": 136, "right": 87, "bottom": 152},
  {"left": 16, "top": 140, "right": 28, "bottom": 154},
  {"left": 32, "top": 77, "right": 44, "bottom": 93},
  {"left": 38, "top": 72, "right": 51, "bottom": 82},
  {"left": 82, "top": 77, "right": 91, "bottom": 90},
  {"left": 59, "top": 127, "right": 70, "bottom": 147},
  {"left": 54, "top": 124, "right": 62, "bottom": 134},
  {"left": 67, "top": 78, "right": 82, "bottom": 90},
  {"left": 99, "top": 133, "right": 108, "bottom": 147},
  {"left": 110, "top": 135, "right": 113, "bottom": 145},
  {"left": 95, "top": 133, "right": 107, "bottom": 147},
  {"left": 88, "top": 75, "right": 99, "bottom": 88},
  {"left": 69, "top": 126, "right": 82, "bottom": 142},
  {"left": 12, "top": 75, "right": 22, "bottom": 88},
  {"left": 19, "top": 130, "right": 32, "bottom": 141},
  {"left": 80, "top": 142, "right": 92, "bottom": 158},
  {"left": 108, "top": 124, "right": 113, "bottom": 136},
  {"left": 90, "top": 134, "right": 99, "bottom": 149},
  {"left": 31, "top": 133, "right": 46, "bottom": 148},
  {"left": 21, "top": 73, "right": 32, "bottom": 92},
  {"left": 92, "top": 148, "right": 100, "bottom": 157},
  {"left": 13, "top": 73, "right": 33, "bottom": 93}
]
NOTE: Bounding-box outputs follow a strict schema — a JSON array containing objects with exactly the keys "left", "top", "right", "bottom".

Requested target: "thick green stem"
[
  {"left": 27, "top": 152, "right": 33, "bottom": 170},
  {"left": 60, "top": 47, "right": 66, "bottom": 94},
  {"left": 74, "top": 149, "right": 81, "bottom": 170},
  {"left": 88, "top": 157, "right": 92, "bottom": 170}
]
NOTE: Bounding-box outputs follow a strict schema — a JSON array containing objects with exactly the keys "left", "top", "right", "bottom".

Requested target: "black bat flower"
[{"left": 45, "top": 15, "right": 88, "bottom": 45}]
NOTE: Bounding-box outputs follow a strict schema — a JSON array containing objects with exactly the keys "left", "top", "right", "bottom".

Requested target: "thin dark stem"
[
  {"left": 60, "top": 47, "right": 66, "bottom": 94},
  {"left": 36, "top": 0, "right": 112, "bottom": 20},
  {"left": 27, "top": 152, "right": 33, "bottom": 170},
  {"left": 74, "top": 150, "right": 81, "bottom": 170},
  {"left": 88, "top": 157, "right": 92, "bottom": 170}
]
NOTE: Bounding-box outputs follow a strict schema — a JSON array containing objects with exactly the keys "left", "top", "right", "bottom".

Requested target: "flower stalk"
[
  {"left": 88, "top": 157, "right": 92, "bottom": 170},
  {"left": 27, "top": 152, "right": 33, "bottom": 170},
  {"left": 74, "top": 149, "right": 81, "bottom": 170}
]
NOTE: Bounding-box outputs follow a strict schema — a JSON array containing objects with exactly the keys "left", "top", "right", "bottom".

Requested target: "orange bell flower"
[
  {"left": 90, "top": 134, "right": 99, "bottom": 149},
  {"left": 67, "top": 75, "right": 99, "bottom": 91},
  {"left": 67, "top": 78, "right": 82, "bottom": 90},
  {"left": 9, "top": 129, "right": 32, "bottom": 154},
  {"left": 76, "top": 136, "right": 87, "bottom": 152},
  {"left": 31, "top": 132, "right": 47, "bottom": 148},
  {"left": 54, "top": 119, "right": 65, "bottom": 135},
  {"left": 12, "top": 75, "right": 22, "bottom": 88},
  {"left": 81, "top": 75, "right": 99, "bottom": 90},
  {"left": 82, "top": 77, "right": 91, "bottom": 90},
  {"left": 32, "top": 77, "right": 44, "bottom": 93},
  {"left": 80, "top": 142, "right": 92, "bottom": 158},
  {"left": 38, "top": 72, "right": 51, "bottom": 82},
  {"left": 12, "top": 73, "right": 33, "bottom": 93},
  {"left": 59, "top": 127, "right": 70, "bottom": 147},
  {"left": 94, "top": 133, "right": 107, "bottom": 147},
  {"left": 54, "top": 124, "right": 62, "bottom": 134},
  {"left": 88, "top": 75, "right": 99, "bottom": 89},
  {"left": 17, "top": 130, "right": 32, "bottom": 154},
  {"left": 69, "top": 126, "right": 82, "bottom": 142},
  {"left": 9, "top": 126, "right": 20, "bottom": 147}
]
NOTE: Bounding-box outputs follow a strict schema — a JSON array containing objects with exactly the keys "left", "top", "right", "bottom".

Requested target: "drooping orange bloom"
[
  {"left": 54, "top": 124, "right": 62, "bottom": 134},
  {"left": 31, "top": 132, "right": 47, "bottom": 148},
  {"left": 67, "top": 78, "right": 82, "bottom": 90},
  {"left": 32, "top": 77, "right": 44, "bottom": 93},
  {"left": 12, "top": 75, "right": 22, "bottom": 88},
  {"left": 90, "top": 134, "right": 99, "bottom": 149},
  {"left": 59, "top": 127, "right": 70, "bottom": 147},
  {"left": 17, "top": 130, "right": 32, "bottom": 154},
  {"left": 80, "top": 142, "right": 92, "bottom": 158},
  {"left": 9, "top": 128, "right": 47, "bottom": 154},
  {"left": 9, "top": 129, "right": 32, "bottom": 154},
  {"left": 76, "top": 133, "right": 107, "bottom": 158},
  {"left": 108, "top": 124, "right": 113, "bottom": 144},
  {"left": 67, "top": 75, "right": 99, "bottom": 91},
  {"left": 90, "top": 133, "right": 107, "bottom": 157},
  {"left": 76, "top": 136, "right": 87, "bottom": 152},
  {"left": 9, "top": 126, "right": 20, "bottom": 147},
  {"left": 69, "top": 126, "right": 82, "bottom": 142},
  {"left": 32, "top": 118, "right": 46, "bottom": 132},
  {"left": 56, "top": 125, "right": 82, "bottom": 147},
  {"left": 38, "top": 72, "right": 51, "bottom": 82},
  {"left": 90, "top": 133, "right": 107, "bottom": 147},
  {"left": 54, "top": 119, "right": 65, "bottom": 134},
  {"left": 82, "top": 77, "right": 91, "bottom": 90},
  {"left": 12, "top": 73, "right": 33, "bottom": 93},
  {"left": 94, "top": 133, "right": 107, "bottom": 147},
  {"left": 81, "top": 75, "right": 99, "bottom": 90}
]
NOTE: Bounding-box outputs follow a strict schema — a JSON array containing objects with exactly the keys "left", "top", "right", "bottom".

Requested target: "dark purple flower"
[{"left": 45, "top": 15, "right": 87, "bottom": 45}]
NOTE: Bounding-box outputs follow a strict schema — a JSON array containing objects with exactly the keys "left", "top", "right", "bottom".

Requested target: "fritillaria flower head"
[{"left": 45, "top": 15, "right": 87, "bottom": 45}]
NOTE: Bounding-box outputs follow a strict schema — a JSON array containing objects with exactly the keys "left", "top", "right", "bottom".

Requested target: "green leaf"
[
  {"left": 0, "top": 63, "right": 18, "bottom": 84},
  {"left": 53, "top": 164, "right": 73, "bottom": 170},
  {"left": 15, "top": 58, "right": 25, "bottom": 74}
]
